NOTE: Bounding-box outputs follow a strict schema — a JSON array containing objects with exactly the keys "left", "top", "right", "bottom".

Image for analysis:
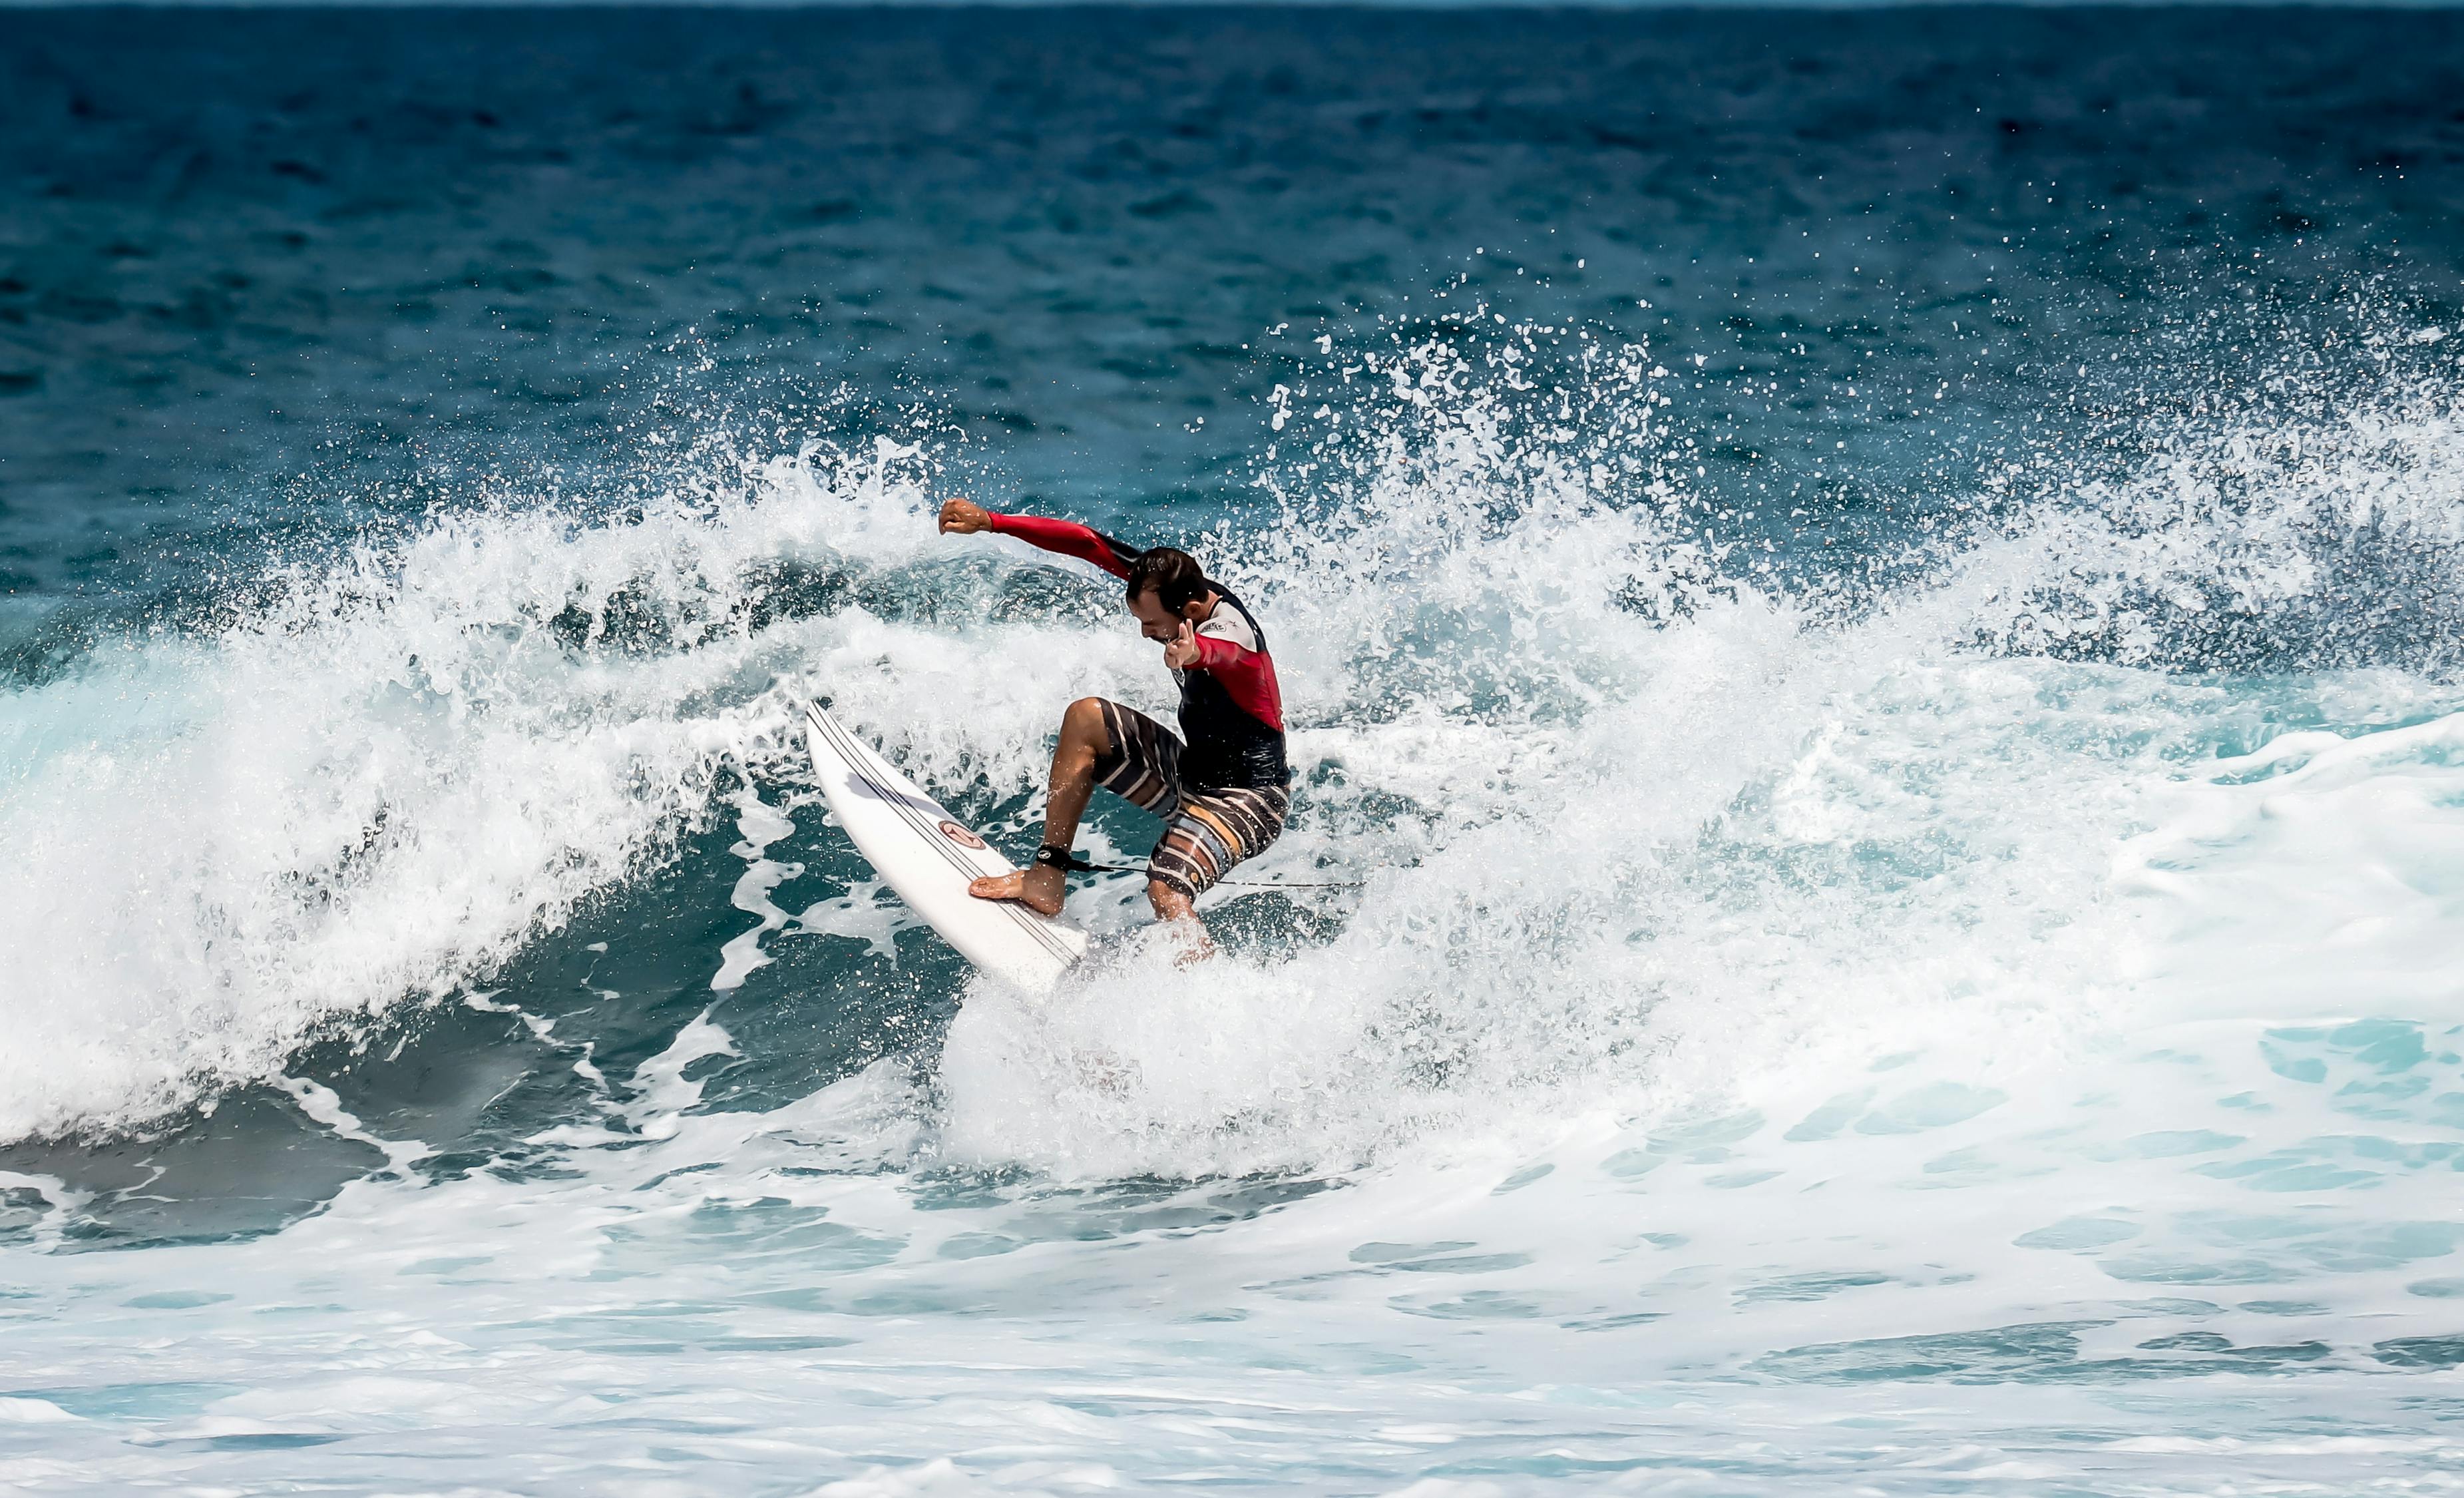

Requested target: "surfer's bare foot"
[{"left": 969, "top": 865, "right": 1065, "bottom": 916}]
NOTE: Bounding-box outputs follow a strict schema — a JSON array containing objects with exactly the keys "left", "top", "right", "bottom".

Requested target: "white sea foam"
[
  {"left": 4, "top": 348, "right": 2464, "bottom": 1492},
  {"left": 5, "top": 344, "right": 2460, "bottom": 1161},
  {"left": 0, "top": 435, "right": 1126, "bottom": 1140}
]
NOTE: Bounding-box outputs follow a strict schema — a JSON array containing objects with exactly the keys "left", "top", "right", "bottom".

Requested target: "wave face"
[{"left": 5, "top": 8, "right": 2464, "bottom": 1493}]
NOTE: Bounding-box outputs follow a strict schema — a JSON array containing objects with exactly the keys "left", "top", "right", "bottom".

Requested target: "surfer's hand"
[
  {"left": 938, "top": 498, "right": 992, "bottom": 535},
  {"left": 1163, "top": 620, "right": 1201, "bottom": 670}
]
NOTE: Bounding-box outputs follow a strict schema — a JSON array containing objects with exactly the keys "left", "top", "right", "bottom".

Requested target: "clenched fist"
[{"left": 938, "top": 498, "right": 992, "bottom": 535}]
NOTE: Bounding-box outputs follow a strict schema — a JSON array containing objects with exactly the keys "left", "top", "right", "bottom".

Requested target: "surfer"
[{"left": 937, "top": 498, "right": 1289, "bottom": 935}]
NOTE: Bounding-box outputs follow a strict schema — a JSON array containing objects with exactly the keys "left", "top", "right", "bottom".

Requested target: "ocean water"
[{"left": 5, "top": 6, "right": 2464, "bottom": 1492}]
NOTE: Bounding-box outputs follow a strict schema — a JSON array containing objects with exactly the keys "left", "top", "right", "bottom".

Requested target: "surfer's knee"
[{"left": 1062, "top": 696, "right": 1110, "bottom": 748}]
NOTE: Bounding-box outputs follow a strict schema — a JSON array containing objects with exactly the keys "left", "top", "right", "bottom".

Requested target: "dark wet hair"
[{"left": 1126, "top": 547, "right": 1209, "bottom": 612}]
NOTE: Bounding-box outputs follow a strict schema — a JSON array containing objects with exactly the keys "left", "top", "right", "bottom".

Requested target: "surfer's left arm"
[{"left": 1187, "top": 624, "right": 1285, "bottom": 732}]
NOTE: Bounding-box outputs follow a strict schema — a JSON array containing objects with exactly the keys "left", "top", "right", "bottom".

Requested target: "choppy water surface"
[{"left": 5, "top": 7, "right": 2464, "bottom": 1493}]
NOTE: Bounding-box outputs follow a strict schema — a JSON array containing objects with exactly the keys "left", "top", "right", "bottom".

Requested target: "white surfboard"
[{"left": 803, "top": 700, "right": 1088, "bottom": 991}]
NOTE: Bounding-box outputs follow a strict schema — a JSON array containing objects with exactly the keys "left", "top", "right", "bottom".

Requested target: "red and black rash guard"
[{"left": 988, "top": 511, "right": 1289, "bottom": 790}]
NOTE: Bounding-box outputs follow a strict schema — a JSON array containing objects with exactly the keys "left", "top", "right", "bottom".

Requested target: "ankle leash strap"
[{"left": 1032, "top": 844, "right": 1098, "bottom": 874}]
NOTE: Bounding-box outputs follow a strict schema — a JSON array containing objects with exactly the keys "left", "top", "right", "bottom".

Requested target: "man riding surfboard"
[{"left": 938, "top": 498, "right": 1290, "bottom": 937}]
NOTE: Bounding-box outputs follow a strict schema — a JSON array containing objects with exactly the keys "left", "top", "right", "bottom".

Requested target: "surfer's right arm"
[{"left": 937, "top": 499, "right": 1140, "bottom": 579}]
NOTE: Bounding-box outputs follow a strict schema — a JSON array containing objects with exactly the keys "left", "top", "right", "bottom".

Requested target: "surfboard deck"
[{"left": 803, "top": 699, "right": 1088, "bottom": 991}]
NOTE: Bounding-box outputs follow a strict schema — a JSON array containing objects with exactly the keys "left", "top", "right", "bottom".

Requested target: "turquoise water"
[{"left": 4, "top": 7, "right": 2464, "bottom": 1492}]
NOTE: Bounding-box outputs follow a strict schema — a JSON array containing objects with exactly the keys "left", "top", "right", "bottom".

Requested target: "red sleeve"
[
  {"left": 986, "top": 513, "right": 1141, "bottom": 580},
  {"left": 1191, "top": 634, "right": 1285, "bottom": 733},
  {"left": 1190, "top": 634, "right": 1249, "bottom": 674}
]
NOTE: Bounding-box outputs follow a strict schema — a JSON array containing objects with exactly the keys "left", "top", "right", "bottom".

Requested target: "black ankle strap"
[{"left": 1033, "top": 844, "right": 1097, "bottom": 874}]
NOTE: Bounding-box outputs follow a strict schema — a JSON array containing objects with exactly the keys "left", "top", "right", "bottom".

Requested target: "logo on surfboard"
[{"left": 937, "top": 820, "right": 986, "bottom": 850}]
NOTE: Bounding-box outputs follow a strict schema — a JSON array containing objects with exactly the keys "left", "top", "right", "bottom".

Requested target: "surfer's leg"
[
  {"left": 1143, "top": 785, "right": 1291, "bottom": 951},
  {"left": 1038, "top": 695, "right": 1112, "bottom": 847},
  {"left": 969, "top": 696, "right": 1113, "bottom": 915},
  {"left": 1147, "top": 877, "right": 1217, "bottom": 963},
  {"left": 1086, "top": 700, "right": 1183, "bottom": 816}
]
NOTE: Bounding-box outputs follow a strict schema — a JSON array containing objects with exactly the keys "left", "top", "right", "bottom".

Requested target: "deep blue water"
[
  {"left": 8, "top": 5, "right": 2457, "bottom": 611},
  {"left": 5, "top": 8, "right": 2464, "bottom": 1493}
]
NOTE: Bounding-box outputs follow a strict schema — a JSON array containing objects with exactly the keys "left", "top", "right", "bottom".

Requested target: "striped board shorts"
[{"left": 1091, "top": 699, "right": 1291, "bottom": 903}]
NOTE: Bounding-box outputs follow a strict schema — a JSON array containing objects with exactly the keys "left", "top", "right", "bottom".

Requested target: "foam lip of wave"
[{"left": 0, "top": 437, "right": 951, "bottom": 1142}]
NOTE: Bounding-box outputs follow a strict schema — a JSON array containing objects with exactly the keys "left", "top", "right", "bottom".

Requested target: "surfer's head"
[{"left": 1126, "top": 548, "right": 1213, "bottom": 639}]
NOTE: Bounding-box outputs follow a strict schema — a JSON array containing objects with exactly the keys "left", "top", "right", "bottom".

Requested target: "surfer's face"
[{"left": 1128, "top": 588, "right": 1184, "bottom": 642}]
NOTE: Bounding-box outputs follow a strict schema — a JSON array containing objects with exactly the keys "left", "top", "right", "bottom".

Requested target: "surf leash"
[{"left": 1034, "top": 844, "right": 1368, "bottom": 890}]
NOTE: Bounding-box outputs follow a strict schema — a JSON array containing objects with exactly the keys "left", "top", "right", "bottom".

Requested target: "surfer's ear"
[{"left": 1126, "top": 547, "right": 1205, "bottom": 612}]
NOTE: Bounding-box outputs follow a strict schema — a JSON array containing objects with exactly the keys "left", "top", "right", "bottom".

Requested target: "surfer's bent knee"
[{"left": 1063, "top": 696, "right": 1112, "bottom": 751}]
